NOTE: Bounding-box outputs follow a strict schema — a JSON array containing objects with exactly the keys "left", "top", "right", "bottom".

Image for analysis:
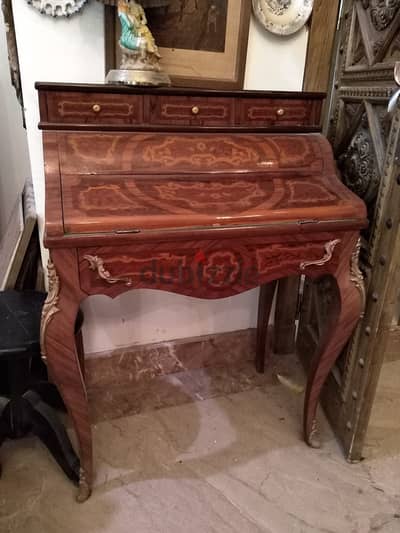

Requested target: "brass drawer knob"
[
  {"left": 276, "top": 108, "right": 285, "bottom": 117},
  {"left": 92, "top": 104, "right": 101, "bottom": 113},
  {"left": 191, "top": 105, "right": 200, "bottom": 115}
]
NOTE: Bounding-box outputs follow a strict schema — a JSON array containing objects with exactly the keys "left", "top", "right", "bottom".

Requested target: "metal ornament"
[
  {"left": 40, "top": 259, "right": 60, "bottom": 361},
  {"left": 252, "top": 0, "right": 314, "bottom": 36},
  {"left": 83, "top": 255, "right": 133, "bottom": 287},
  {"left": 26, "top": 0, "right": 88, "bottom": 17},
  {"left": 299, "top": 239, "right": 341, "bottom": 271}
]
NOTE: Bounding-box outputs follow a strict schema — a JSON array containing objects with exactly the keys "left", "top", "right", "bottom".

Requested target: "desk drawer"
[
  {"left": 147, "top": 95, "right": 235, "bottom": 126},
  {"left": 46, "top": 92, "right": 144, "bottom": 125},
  {"left": 238, "top": 98, "right": 321, "bottom": 127},
  {"left": 78, "top": 238, "right": 342, "bottom": 298}
]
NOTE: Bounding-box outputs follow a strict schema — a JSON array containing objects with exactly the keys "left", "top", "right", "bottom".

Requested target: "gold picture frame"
[{"left": 104, "top": 0, "right": 251, "bottom": 90}]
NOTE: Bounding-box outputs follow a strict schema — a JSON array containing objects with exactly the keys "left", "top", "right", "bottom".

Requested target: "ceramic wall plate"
[{"left": 252, "top": 0, "right": 314, "bottom": 36}]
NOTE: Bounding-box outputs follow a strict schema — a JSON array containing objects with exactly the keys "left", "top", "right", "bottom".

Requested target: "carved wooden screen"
[{"left": 297, "top": 0, "right": 400, "bottom": 460}]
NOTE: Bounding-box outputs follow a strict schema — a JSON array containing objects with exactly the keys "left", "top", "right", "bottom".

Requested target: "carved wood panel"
[{"left": 297, "top": 0, "right": 400, "bottom": 460}]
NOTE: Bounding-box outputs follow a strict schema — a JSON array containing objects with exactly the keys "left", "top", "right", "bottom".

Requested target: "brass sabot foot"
[
  {"left": 76, "top": 468, "right": 91, "bottom": 503},
  {"left": 307, "top": 419, "right": 322, "bottom": 449}
]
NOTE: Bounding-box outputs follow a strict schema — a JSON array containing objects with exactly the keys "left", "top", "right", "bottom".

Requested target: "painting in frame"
[{"left": 104, "top": 0, "right": 252, "bottom": 90}]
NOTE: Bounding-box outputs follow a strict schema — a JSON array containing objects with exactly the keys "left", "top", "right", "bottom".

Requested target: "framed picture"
[{"left": 104, "top": 0, "right": 252, "bottom": 90}]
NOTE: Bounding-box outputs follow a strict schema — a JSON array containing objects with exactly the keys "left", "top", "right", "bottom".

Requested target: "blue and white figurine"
[{"left": 106, "top": 0, "right": 170, "bottom": 86}]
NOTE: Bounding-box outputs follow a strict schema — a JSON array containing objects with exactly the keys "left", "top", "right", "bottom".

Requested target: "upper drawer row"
[{"left": 41, "top": 91, "right": 323, "bottom": 129}]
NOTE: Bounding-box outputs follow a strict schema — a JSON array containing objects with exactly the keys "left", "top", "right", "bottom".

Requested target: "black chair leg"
[
  {"left": 29, "top": 381, "right": 66, "bottom": 412},
  {"left": 0, "top": 292, "right": 83, "bottom": 486},
  {"left": 0, "top": 397, "right": 10, "bottom": 478},
  {"left": 23, "top": 391, "right": 80, "bottom": 485}
]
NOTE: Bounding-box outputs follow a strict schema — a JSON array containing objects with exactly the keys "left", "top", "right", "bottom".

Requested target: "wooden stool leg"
[
  {"left": 273, "top": 276, "right": 300, "bottom": 354},
  {"left": 303, "top": 238, "right": 364, "bottom": 448},
  {"left": 255, "top": 281, "right": 277, "bottom": 373}
]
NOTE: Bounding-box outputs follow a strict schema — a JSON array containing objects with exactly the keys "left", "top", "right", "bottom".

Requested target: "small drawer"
[
  {"left": 238, "top": 98, "right": 320, "bottom": 127},
  {"left": 45, "top": 92, "right": 144, "bottom": 125},
  {"left": 147, "top": 95, "right": 235, "bottom": 126},
  {"left": 79, "top": 245, "right": 191, "bottom": 296}
]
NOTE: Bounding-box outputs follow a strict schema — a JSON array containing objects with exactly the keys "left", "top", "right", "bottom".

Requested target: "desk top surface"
[{"left": 35, "top": 82, "right": 326, "bottom": 100}]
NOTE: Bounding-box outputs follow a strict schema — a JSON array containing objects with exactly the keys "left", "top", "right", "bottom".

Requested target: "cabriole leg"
[
  {"left": 41, "top": 252, "right": 92, "bottom": 502},
  {"left": 303, "top": 238, "right": 365, "bottom": 448}
]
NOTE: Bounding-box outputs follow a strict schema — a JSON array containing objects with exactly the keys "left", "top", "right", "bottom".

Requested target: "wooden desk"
[{"left": 37, "top": 83, "right": 366, "bottom": 502}]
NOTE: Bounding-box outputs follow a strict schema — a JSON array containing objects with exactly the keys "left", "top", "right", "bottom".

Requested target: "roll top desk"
[{"left": 37, "top": 83, "right": 366, "bottom": 501}]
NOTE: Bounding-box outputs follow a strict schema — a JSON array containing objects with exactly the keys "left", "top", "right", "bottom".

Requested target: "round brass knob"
[
  {"left": 92, "top": 104, "right": 101, "bottom": 113},
  {"left": 276, "top": 108, "right": 285, "bottom": 117},
  {"left": 191, "top": 105, "right": 200, "bottom": 115}
]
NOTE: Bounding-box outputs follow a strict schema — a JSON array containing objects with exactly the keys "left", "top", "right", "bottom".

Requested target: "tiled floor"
[{"left": 1, "top": 358, "right": 400, "bottom": 533}]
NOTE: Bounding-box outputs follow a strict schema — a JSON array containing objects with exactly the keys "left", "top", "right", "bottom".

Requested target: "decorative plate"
[
  {"left": 26, "top": 0, "right": 88, "bottom": 17},
  {"left": 252, "top": 0, "right": 314, "bottom": 36}
]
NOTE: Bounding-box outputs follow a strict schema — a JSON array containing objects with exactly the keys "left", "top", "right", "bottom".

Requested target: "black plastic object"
[{"left": 0, "top": 290, "right": 81, "bottom": 484}]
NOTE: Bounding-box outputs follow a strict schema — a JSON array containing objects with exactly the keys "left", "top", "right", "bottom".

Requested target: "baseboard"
[{"left": 86, "top": 328, "right": 257, "bottom": 389}]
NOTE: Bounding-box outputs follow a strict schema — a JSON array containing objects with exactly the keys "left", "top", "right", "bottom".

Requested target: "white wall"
[
  {"left": 0, "top": 11, "right": 30, "bottom": 240},
  {"left": 12, "top": 3, "right": 308, "bottom": 354},
  {"left": 12, "top": 0, "right": 105, "bottom": 244},
  {"left": 245, "top": 18, "right": 308, "bottom": 91}
]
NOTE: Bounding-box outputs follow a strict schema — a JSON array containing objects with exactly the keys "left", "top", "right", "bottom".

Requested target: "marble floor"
[
  {"left": 365, "top": 358, "right": 400, "bottom": 461},
  {"left": 1, "top": 359, "right": 400, "bottom": 533}
]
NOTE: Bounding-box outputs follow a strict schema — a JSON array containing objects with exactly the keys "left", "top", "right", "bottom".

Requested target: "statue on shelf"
[
  {"left": 119, "top": 0, "right": 160, "bottom": 59},
  {"left": 106, "top": 0, "right": 171, "bottom": 86}
]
